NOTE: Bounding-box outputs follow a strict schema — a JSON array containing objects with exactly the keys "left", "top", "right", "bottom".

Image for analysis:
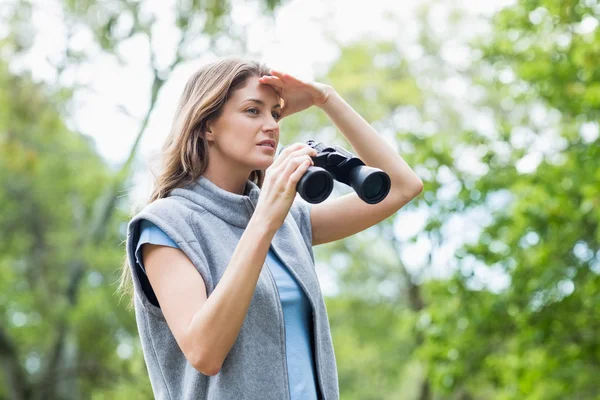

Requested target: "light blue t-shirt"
[{"left": 135, "top": 219, "right": 318, "bottom": 400}]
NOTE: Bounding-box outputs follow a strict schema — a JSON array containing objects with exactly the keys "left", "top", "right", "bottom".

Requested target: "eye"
[{"left": 246, "top": 107, "right": 281, "bottom": 121}]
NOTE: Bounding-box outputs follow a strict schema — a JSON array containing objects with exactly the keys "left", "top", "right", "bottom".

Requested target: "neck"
[{"left": 202, "top": 159, "right": 252, "bottom": 196}]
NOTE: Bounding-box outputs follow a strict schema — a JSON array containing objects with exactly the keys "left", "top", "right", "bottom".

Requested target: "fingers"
[
  {"left": 265, "top": 143, "right": 317, "bottom": 198},
  {"left": 283, "top": 154, "right": 314, "bottom": 176},
  {"left": 280, "top": 154, "right": 314, "bottom": 195},
  {"left": 288, "top": 158, "right": 312, "bottom": 189},
  {"left": 271, "top": 143, "right": 303, "bottom": 170},
  {"left": 259, "top": 75, "right": 284, "bottom": 88},
  {"left": 271, "top": 143, "right": 315, "bottom": 170},
  {"left": 270, "top": 70, "right": 295, "bottom": 82},
  {"left": 268, "top": 69, "right": 286, "bottom": 79}
]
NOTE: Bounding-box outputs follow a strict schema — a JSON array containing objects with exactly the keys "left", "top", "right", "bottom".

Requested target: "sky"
[
  {"left": 6, "top": 0, "right": 516, "bottom": 296},
  {"left": 13, "top": 0, "right": 513, "bottom": 166}
]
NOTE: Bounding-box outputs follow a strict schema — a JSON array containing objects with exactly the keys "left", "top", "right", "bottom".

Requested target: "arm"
[
  {"left": 143, "top": 217, "right": 276, "bottom": 376},
  {"left": 258, "top": 71, "right": 423, "bottom": 246},
  {"left": 310, "top": 90, "right": 423, "bottom": 245},
  {"left": 319, "top": 90, "right": 423, "bottom": 197}
]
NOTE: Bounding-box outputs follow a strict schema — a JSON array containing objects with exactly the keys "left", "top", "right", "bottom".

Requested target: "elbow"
[
  {"left": 192, "top": 356, "right": 222, "bottom": 377},
  {"left": 390, "top": 175, "right": 423, "bottom": 202},
  {"left": 190, "top": 349, "right": 222, "bottom": 377},
  {"left": 396, "top": 178, "right": 423, "bottom": 202},
  {"left": 411, "top": 178, "right": 424, "bottom": 197},
  {"left": 198, "top": 363, "right": 222, "bottom": 377},
  {"left": 183, "top": 326, "right": 223, "bottom": 376}
]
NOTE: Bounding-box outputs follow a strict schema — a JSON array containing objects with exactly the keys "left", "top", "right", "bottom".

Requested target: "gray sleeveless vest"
[{"left": 125, "top": 175, "right": 339, "bottom": 399}]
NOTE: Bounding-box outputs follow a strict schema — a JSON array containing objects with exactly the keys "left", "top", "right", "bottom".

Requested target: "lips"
[{"left": 257, "top": 139, "right": 276, "bottom": 149}]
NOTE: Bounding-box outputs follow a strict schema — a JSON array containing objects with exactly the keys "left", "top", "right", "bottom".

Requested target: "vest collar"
[{"left": 171, "top": 175, "right": 261, "bottom": 229}]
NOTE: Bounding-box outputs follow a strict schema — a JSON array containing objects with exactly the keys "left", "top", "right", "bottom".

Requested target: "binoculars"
[{"left": 283, "top": 140, "right": 391, "bottom": 204}]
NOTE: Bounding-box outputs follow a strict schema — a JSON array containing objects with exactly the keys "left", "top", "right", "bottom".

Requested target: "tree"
[
  {"left": 281, "top": 1, "right": 600, "bottom": 398},
  {"left": 0, "top": 0, "right": 285, "bottom": 398},
  {"left": 0, "top": 58, "right": 136, "bottom": 399},
  {"left": 421, "top": 0, "right": 600, "bottom": 398}
]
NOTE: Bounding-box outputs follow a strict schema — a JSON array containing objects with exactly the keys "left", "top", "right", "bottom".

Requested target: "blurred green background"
[{"left": 1, "top": 0, "right": 599, "bottom": 399}]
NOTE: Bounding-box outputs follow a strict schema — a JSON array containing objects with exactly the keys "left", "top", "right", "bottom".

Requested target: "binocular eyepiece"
[{"left": 282, "top": 140, "right": 391, "bottom": 204}]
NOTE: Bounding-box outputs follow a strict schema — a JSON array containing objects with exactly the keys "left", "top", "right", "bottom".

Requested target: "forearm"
[
  {"left": 319, "top": 90, "right": 423, "bottom": 197},
  {"left": 187, "top": 216, "right": 275, "bottom": 374}
]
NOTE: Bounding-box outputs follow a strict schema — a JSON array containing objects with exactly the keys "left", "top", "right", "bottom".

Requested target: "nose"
[{"left": 263, "top": 113, "right": 279, "bottom": 132}]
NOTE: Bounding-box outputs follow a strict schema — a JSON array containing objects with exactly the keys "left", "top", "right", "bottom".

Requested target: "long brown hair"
[{"left": 117, "top": 57, "right": 272, "bottom": 307}]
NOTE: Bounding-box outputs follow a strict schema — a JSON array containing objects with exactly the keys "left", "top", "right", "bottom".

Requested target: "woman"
[{"left": 119, "top": 57, "right": 423, "bottom": 400}]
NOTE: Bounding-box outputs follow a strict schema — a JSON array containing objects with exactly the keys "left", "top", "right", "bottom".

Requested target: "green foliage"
[
  {"left": 326, "top": 41, "right": 423, "bottom": 122},
  {"left": 484, "top": 0, "right": 600, "bottom": 117},
  {"left": 294, "top": 1, "right": 600, "bottom": 399},
  {"left": 0, "top": 60, "right": 145, "bottom": 398},
  {"left": 418, "top": 1, "right": 600, "bottom": 398},
  {"left": 2, "top": 0, "right": 600, "bottom": 399},
  {"left": 0, "top": 0, "right": 287, "bottom": 399},
  {"left": 327, "top": 296, "right": 420, "bottom": 400}
]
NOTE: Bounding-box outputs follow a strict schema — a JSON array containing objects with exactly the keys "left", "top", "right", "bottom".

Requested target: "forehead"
[{"left": 231, "top": 76, "right": 280, "bottom": 106}]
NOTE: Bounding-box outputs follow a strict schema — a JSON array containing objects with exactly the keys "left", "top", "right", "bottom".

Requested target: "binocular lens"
[
  {"left": 349, "top": 167, "right": 391, "bottom": 204},
  {"left": 363, "top": 174, "right": 386, "bottom": 200},
  {"left": 306, "top": 173, "right": 328, "bottom": 199},
  {"left": 297, "top": 167, "right": 334, "bottom": 204}
]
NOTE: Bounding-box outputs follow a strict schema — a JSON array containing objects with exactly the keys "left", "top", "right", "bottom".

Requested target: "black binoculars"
[{"left": 285, "top": 140, "right": 391, "bottom": 204}]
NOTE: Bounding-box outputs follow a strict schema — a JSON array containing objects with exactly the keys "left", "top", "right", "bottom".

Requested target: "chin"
[
  {"left": 253, "top": 158, "right": 274, "bottom": 170},
  {"left": 256, "top": 161, "right": 273, "bottom": 170}
]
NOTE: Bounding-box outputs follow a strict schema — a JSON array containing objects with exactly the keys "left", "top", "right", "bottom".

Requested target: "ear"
[{"left": 204, "top": 122, "right": 214, "bottom": 141}]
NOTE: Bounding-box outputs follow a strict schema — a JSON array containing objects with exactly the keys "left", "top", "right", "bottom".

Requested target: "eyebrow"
[{"left": 242, "top": 98, "right": 281, "bottom": 109}]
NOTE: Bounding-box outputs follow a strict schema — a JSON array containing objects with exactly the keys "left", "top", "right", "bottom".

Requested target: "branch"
[
  {"left": 418, "top": 378, "right": 431, "bottom": 400},
  {"left": 386, "top": 225, "right": 432, "bottom": 400},
  {"left": 0, "top": 325, "right": 31, "bottom": 400},
  {"left": 35, "top": 12, "right": 189, "bottom": 396},
  {"left": 35, "top": 62, "right": 166, "bottom": 400},
  {"left": 382, "top": 222, "right": 426, "bottom": 312},
  {"left": 34, "top": 260, "right": 84, "bottom": 398}
]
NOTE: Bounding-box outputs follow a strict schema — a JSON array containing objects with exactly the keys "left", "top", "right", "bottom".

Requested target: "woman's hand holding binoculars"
[
  {"left": 254, "top": 143, "right": 317, "bottom": 233},
  {"left": 254, "top": 139, "right": 391, "bottom": 232}
]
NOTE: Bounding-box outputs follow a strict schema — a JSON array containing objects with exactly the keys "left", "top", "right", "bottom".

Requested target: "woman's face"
[{"left": 206, "top": 76, "right": 282, "bottom": 174}]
